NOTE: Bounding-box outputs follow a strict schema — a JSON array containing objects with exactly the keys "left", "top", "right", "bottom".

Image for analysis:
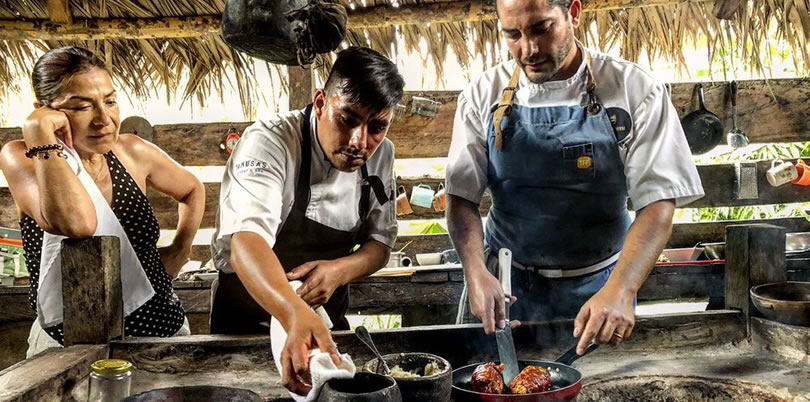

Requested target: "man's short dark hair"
[
  {"left": 323, "top": 46, "right": 404, "bottom": 112},
  {"left": 496, "top": 0, "right": 572, "bottom": 13},
  {"left": 550, "top": 0, "right": 572, "bottom": 9}
]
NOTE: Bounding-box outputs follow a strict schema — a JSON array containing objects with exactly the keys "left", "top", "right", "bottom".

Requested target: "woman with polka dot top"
[{"left": 0, "top": 46, "right": 206, "bottom": 357}]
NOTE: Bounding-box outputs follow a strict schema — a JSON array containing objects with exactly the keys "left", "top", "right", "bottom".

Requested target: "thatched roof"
[{"left": 0, "top": 0, "right": 808, "bottom": 118}]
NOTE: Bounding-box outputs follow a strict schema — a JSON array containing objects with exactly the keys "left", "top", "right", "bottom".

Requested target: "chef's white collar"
[{"left": 518, "top": 40, "right": 589, "bottom": 92}]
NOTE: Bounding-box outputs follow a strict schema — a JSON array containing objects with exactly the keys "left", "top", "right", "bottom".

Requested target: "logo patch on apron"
[
  {"left": 563, "top": 142, "right": 595, "bottom": 181},
  {"left": 577, "top": 156, "right": 593, "bottom": 169}
]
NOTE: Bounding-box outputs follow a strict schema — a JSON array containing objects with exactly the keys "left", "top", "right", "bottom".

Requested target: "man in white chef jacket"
[
  {"left": 446, "top": 0, "right": 705, "bottom": 355},
  {"left": 210, "top": 46, "right": 404, "bottom": 395}
]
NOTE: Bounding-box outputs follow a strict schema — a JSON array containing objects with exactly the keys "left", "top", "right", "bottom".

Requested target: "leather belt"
[{"left": 511, "top": 252, "right": 620, "bottom": 278}]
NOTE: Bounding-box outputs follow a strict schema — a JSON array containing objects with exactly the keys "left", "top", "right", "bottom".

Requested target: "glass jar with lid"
[{"left": 88, "top": 359, "right": 132, "bottom": 402}]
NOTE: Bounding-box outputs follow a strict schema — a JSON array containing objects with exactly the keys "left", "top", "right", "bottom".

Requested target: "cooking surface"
[
  {"left": 113, "top": 345, "right": 808, "bottom": 401},
  {"left": 93, "top": 315, "right": 810, "bottom": 402}
]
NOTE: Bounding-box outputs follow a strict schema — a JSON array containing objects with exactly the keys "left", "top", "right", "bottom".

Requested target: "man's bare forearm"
[
  {"left": 334, "top": 240, "right": 390, "bottom": 285},
  {"left": 603, "top": 200, "right": 675, "bottom": 297},
  {"left": 447, "top": 194, "right": 487, "bottom": 277},
  {"left": 230, "top": 232, "right": 308, "bottom": 329}
]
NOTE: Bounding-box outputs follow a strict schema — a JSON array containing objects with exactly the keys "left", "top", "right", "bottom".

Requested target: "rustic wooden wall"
[
  {"left": 1, "top": 79, "right": 808, "bottom": 163},
  {"left": 0, "top": 79, "right": 809, "bottom": 351}
]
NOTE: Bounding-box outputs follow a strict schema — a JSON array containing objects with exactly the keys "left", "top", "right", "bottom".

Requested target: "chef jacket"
[
  {"left": 446, "top": 44, "right": 704, "bottom": 212},
  {"left": 212, "top": 109, "right": 398, "bottom": 273}
]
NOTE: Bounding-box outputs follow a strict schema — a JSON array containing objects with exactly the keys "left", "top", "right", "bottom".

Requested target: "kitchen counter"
[{"left": 4, "top": 311, "right": 807, "bottom": 401}]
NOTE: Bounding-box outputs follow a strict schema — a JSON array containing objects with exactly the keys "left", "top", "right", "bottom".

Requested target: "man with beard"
[
  {"left": 210, "top": 46, "right": 403, "bottom": 395},
  {"left": 446, "top": 0, "right": 703, "bottom": 355}
]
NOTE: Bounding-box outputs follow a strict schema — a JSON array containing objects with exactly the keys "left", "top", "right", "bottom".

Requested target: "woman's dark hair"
[
  {"left": 323, "top": 46, "right": 405, "bottom": 112},
  {"left": 32, "top": 46, "right": 108, "bottom": 105}
]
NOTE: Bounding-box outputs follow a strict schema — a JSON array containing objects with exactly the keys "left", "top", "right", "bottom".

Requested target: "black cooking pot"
[
  {"left": 363, "top": 352, "right": 452, "bottom": 402},
  {"left": 317, "top": 372, "right": 402, "bottom": 402}
]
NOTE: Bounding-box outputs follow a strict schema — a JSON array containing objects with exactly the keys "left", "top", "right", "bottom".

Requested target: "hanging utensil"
[
  {"left": 355, "top": 326, "right": 391, "bottom": 375},
  {"left": 726, "top": 80, "right": 749, "bottom": 149},
  {"left": 494, "top": 248, "right": 519, "bottom": 385},
  {"left": 681, "top": 83, "right": 724, "bottom": 155}
]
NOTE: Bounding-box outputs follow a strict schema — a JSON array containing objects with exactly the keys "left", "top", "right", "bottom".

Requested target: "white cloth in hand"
[
  {"left": 303, "top": 349, "right": 356, "bottom": 401},
  {"left": 270, "top": 280, "right": 354, "bottom": 402}
]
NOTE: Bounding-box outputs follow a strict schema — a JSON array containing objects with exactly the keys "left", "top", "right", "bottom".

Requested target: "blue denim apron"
[
  {"left": 486, "top": 59, "right": 631, "bottom": 270},
  {"left": 457, "top": 53, "right": 633, "bottom": 323}
]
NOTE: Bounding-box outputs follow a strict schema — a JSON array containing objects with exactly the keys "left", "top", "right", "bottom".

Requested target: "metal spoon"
[{"left": 355, "top": 325, "right": 391, "bottom": 375}]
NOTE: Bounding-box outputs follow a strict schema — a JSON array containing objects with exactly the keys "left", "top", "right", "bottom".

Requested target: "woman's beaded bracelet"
[{"left": 25, "top": 144, "right": 66, "bottom": 160}]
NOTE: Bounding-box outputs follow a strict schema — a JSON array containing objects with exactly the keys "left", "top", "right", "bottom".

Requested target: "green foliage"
[
  {"left": 695, "top": 143, "right": 810, "bottom": 165},
  {"left": 692, "top": 142, "right": 810, "bottom": 222},
  {"left": 691, "top": 203, "right": 810, "bottom": 222},
  {"left": 356, "top": 314, "right": 402, "bottom": 330},
  {"left": 401, "top": 221, "right": 448, "bottom": 235}
]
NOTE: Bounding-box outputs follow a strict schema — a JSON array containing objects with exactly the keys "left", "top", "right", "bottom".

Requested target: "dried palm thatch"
[
  {"left": 0, "top": 0, "right": 809, "bottom": 119},
  {"left": 0, "top": 0, "right": 289, "bottom": 117}
]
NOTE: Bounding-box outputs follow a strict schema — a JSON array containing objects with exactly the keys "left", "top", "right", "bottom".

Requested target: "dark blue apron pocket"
[{"left": 562, "top": 142, "right": 595, "bottom": 181}]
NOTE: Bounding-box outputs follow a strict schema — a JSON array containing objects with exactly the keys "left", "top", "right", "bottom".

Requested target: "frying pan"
[
  {"left": 451, "top": 344, "right": 598, "bottom": 401},
  {"left": 680, "top": 83, "right": 724, "bottom": 155}
]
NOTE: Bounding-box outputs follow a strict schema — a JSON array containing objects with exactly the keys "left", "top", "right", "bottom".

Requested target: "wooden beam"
[
  {"left": 0, "top": 16, "right": 221, "bottom": 41},
  {"left": 346, "top": 0, "right": 497, "bottom": 29},
  {"left": 288, "top": 66, "right": 314, "bottom": 110},
  {"left": 6, "top": 158, "right": 810, "bottom": 230},
  {"left": 689, "top": 158, "right": 810, "bottom": 208},
  {"left": 668, "top": 217, "right": 810, "bottom": 248},
  {"left": 0, "top": 1, "right": 712, "bottom": 40},
  {"left": 45, "top": 0, "right": 72, "bottom": 24},
  {"left": 306, "top": 0, "right": 713, "bottom": 31},
  {"left": 388, "top": 217, "right": 810, "bottom": 261},
  {"left": 0, "top": 344, "right": 108, "bottom": 402},
  {"left": 2, "top": 158, "right": 810, "bottom": 232},
  {"left": 725, "top": 224, "right": 787, "bottom": 333},
  {"left": 61, "top": 236, "right": 124, "bottom": 346},
  {"left": 2, "top": 81, "right": 809, "bottom": 163},
  {"left": 106, "top": 311, "right": 745, "bottom": 372}
]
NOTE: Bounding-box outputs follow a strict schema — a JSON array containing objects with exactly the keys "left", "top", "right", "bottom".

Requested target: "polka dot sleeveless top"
[{"left": 20, "top": 151, "right": 185, "bottom": 344}]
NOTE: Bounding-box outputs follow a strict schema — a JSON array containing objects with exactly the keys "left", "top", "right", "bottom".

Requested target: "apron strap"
[
  {"left": 493, "top": 46, "right": 603, "bottom": 151},
  {"left": 582, "top": 51, "right": 602, "bottom": 115},
  {"left": 493, "top": 64, "right": 522, "bottom": 150},
  {"left": 359, "top": 165, "right": 371, "bottom": 222},
  {"left": 358, "top": 165, "right": 392, "bottom": 222},
  {"left": 292, "top": 104, "right": 315, "bottom": 216}
]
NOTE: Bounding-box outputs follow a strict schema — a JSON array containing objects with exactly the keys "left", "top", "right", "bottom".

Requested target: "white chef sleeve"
[
  {"left": 625, "top": 83, "right": 705, "bottom": 210},
  {"left": 445, "top": 92, "right": 489, "bottom": 204},
  {"left": 215, "top": 123, "right": 288, "bottom": 249}
]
